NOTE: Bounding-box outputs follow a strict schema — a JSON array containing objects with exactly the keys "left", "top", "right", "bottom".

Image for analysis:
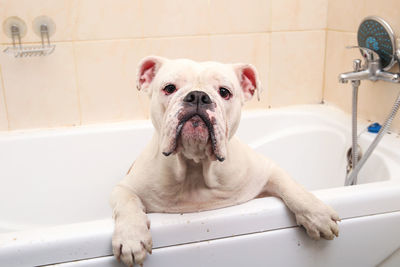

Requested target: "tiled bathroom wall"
[
  {"left": 0, "top": 68, "right": 8, "bottom": 131},
  {"left": 0, "top": 0, "right": 328, "bottom": 131},
  {"left": 2, "top": 0, "right": 399, "bottom": 133},
  {"left": 324, "top": 0, "right": 400, "bottom": 132}
]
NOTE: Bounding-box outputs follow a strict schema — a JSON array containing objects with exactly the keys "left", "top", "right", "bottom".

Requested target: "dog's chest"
[
  {"left": 144, "top": 188, "right": 242, "bottom": 213},
  {"left": 142, "top": 170, "right": 254, "bottom": 213}
]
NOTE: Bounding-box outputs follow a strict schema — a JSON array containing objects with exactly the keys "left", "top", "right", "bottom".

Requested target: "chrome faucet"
[
  {"left": 340, "top": 16, "right": 400, "bottom": 186},
  {"left": 339, "top": 46, "right": 400, "bottom": 84}
]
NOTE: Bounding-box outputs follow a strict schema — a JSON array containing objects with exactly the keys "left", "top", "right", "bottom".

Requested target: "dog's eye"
[
  {"left": 163, "top": 84, "right": 177, "bottom": 95},
  {"left": 219, "top": 87, "right": 231, "bottom": 100}
]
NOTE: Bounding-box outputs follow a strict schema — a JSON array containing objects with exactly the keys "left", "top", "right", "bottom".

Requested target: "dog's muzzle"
[{"left": 162, "top": 91, "right": 225, "bottom": 162}]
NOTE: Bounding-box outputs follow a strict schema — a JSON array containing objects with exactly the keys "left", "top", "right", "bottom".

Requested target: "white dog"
[{"left": 110, "top": 56, "right": 340, "bottom": 266}]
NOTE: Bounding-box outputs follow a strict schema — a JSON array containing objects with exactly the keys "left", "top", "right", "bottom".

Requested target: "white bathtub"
[{"left": 1, "top": 104, "right": 400, "bottom": 267}]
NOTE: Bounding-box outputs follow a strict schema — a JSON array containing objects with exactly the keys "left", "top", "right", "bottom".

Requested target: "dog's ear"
[
  {"left": 136, "top": 56, "right": 165, "bottom": 93},
  {"left": 233, "top": 64, "right": 262, "bottom": 101}
]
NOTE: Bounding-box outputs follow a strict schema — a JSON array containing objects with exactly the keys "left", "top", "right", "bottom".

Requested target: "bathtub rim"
[{"left": 1, "top": 180, "right": 400, "bottom": 267}]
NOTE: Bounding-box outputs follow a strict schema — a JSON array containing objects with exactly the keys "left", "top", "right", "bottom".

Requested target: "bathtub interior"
[
  {"left": 236, "top": 108, "right": 394, "bottom": 188},
  {"left": 0, "top": 123, "right": 153, "bottom": 233},
  {"left": 0, "top": 105, "right": 398, "bottom": 233}
]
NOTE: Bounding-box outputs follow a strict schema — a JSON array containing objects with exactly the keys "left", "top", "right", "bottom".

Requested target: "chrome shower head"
[{"left": 357, "top": 16, "right": 396, "bottom": 71}]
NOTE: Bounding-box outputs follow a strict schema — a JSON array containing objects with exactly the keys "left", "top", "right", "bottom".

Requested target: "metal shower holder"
[{"left": 3, "top": 21, "right": 55, "bottom": 57}]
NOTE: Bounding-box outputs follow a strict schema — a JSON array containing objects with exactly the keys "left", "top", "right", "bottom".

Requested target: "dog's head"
[{"left": 137, "top": 56, "right": 261, "bottom": 163}]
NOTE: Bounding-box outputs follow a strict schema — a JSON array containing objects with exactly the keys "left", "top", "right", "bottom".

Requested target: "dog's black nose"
[{"left": 183, "top": 91, "right": 212, "bottom": 106}]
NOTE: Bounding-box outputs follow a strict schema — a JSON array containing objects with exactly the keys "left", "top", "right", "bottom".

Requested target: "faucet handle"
[
  {"left": 346, "top": 46, "right": 380, "bottom": 62},
  {"left": 353, "top": 59, "right": 362, "bottom": 71}
]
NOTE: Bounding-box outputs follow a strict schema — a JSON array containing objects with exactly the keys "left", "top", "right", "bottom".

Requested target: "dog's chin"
[
  {"left": 177, "top": 116, "right": 212, "bottom": 162},
  {"left": 162, "top": 114, "right": 225, "bottom": 162},
  {"left": 180, "top": 115, "right": 210, "bottom": 143}
]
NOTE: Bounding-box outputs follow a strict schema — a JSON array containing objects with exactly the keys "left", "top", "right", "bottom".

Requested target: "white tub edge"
[{"left": 1, "top": 180, "right": 400, "bottom": 266}]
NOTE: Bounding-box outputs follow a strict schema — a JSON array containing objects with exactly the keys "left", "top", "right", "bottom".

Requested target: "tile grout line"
[
  {"left": 71, "top": 41, "right": 83, "bottom": 126},
  {"left": 323, "top": 29, "right": 357, "bottom": 106},
  {"left": 321, "top": 30, "right": 328, "bottom": 104},
  {"left": 136, "top": 0, "right": 150, "bottom": 120},
  {"left": 326, "top": 28, "right": 357, "bottom": 34},
  {"left": 267, "top": 1, "right": 273, "bottom": 109},
  {"left": 0, "top": 29, "right": 331, "bottom": 46},
  {"left": 137, "top": 0, "right": 145, "bottom": 40},
  {"left": 321, "top": 28, "right": 329, "bottom": 104},
  {"left": 0, "top": 65, "right": 10, "bottom": 131},
  {"left": 320, "top": 1, "right": 330, "bottom": 104},
  {"left": 206, "top": 0, "right": 213, "bottom": 61}
]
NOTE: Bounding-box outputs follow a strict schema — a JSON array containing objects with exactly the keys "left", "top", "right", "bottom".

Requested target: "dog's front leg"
[
  {"left": 110, "top": 184, "right": 152, "bottom": 266},
  {"left": 264, "top": 164, "right": 340, "bottom": 240}
]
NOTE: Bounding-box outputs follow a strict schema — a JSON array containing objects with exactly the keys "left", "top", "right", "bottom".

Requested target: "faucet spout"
[
  {"left": 338, "top": 70, "right": 370, "bottom": 83},
  {"left": 339, "top": 64, "right": 400, "bottom": 84}
]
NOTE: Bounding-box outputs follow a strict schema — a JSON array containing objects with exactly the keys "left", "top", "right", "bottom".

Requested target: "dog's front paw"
[
  {"left": 112, "top": 214, "right": 152, "bottom": 267},
  {"left": 295, "top": 201, "right": 340, "bottom": 240}
]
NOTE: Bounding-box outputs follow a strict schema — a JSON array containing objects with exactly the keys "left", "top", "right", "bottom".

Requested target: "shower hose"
[{"left": 345, "top": 83, "right": 400, "bottom": 186}]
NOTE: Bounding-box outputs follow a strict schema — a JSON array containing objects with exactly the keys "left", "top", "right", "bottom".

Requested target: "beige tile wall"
[
  {"left": 0, "top": 43, "right": 80, "bottom": 130},
  {"left": 73, "top": 40, "right": 147, "bottom": 123},
  {"left": 271, "top": 0, "right": 327, "bottom": 31},
  {"left": 209, "top": 33, "right": 270, "bottom": 109},
  {"left": 325, "top": 0, "right": 400, "bottom": 132},
  {"left": 0, "top": 0, "right": 329, "bottom": 131},
  {"left": 209, "top": 0, "right": 271, "bottom": 34},
  {"left": 270, "top": 31, "right": 326, "bottom": 107},
  {"left": 0, "top": 68, "right": 8, "bottom": 130}
]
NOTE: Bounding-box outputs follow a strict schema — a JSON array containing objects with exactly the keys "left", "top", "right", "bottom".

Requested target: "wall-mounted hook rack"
[{"left": 2, "top": 16, "right": 56, "bottom": 57}]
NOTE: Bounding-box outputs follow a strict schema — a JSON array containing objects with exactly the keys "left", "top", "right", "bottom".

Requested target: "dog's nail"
[
  {"left": 162, "top": 151, "right": 172, "bottom": 157},
  {"left": 117, "top": 244, "right": 122, "bottom": 262},
  {"left": 216, "top": 156, "right": 225, "bottom": 162},
  {"left": 131, "top": 253, "right": 135, "bottom": 265}
]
